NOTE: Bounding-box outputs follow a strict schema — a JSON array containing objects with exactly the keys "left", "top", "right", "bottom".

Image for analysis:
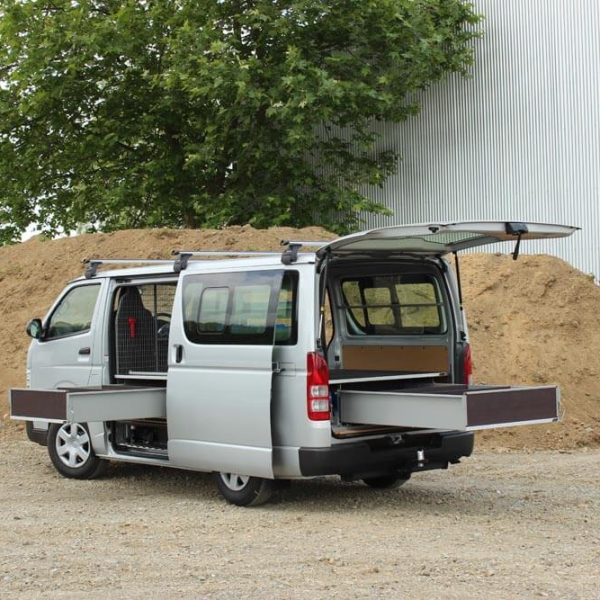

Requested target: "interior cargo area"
[
  {"left": 324, "top": 258, "right": 458, "bottom": 436},
  {"left": 112, "top": 282, "right": 177, "bottom": 381}
]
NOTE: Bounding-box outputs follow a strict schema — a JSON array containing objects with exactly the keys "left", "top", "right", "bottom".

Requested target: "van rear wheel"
[
  {"left": 362, "top": 473, "right": 410, "bottom": 489},
  {"left": 215, "top": 472, "right": 274, "bottom": 506},
  {"left": 47, "top": 422, "right": 107, "bottom": 480}
]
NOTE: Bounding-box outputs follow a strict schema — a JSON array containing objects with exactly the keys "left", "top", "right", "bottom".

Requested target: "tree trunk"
[{"left": 183, "top": 209, "right": 197, "bottom": 229}]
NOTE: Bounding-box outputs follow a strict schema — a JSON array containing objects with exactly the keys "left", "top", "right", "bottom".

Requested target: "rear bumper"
[{"left": 298, "top": 431, "right": 474, "bottom": 478}]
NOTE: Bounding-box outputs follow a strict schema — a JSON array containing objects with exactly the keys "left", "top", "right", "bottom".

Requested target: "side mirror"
[{"left": 26, "top": 318, "right": 43, "bottom": 340}]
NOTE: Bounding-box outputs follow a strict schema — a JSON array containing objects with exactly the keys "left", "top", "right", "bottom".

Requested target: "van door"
[
  {"left": 29, "top": 281, "right": 106, "bottom": 389},
  {"left": 167, "top": 269, "right": 284, "bottom": 478}
]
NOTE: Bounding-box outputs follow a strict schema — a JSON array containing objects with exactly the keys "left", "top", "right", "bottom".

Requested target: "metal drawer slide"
[{"left": 338, "top": 384, "right": 559, "bottom": 431}]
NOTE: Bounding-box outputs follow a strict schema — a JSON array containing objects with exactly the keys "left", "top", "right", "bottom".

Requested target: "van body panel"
[
  {"left": 168, "top": 440, "right": 272, "bottom": 477},
  {"left": 272, "top": 446, "right": 302, "bottom": 477},
  {"left": 271, "top": 266, "right": 331, "bottom": 453},
  {"left": 28, "top": 279, "right": 108, "bottom": 390}
]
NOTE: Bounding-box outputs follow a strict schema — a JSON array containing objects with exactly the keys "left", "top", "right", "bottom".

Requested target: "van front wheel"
[
  {"left": 215, "top": 472, "right": 274, "bottom": 506},
  {"left": 47, "top": 422, "right": 107, "bottom": 480}
]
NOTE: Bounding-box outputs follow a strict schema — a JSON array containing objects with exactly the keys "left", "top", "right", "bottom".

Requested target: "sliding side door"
[{"left": 167, "top": 268, "right": 284, "bottom": 478}]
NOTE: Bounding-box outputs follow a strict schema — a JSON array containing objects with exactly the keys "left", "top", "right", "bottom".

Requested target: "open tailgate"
[
  {"left": 338, "top": 384, "right": 560, "bottom": 431},
  {"left": 318, "top": 221, "right": 578, "bottom": 256}
]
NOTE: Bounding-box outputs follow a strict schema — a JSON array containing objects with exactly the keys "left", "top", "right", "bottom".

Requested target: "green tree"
[{"left": 0, "top": 0, "right": 480, "bottom": 241}]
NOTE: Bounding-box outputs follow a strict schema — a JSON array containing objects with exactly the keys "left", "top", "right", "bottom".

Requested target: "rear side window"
[
  {"left": 46, "top": 284, "right": 101, "bottom": 339},
  {"left": 341, "top": 274, "right": 446, "bottom": 335},
  {"left": 183, "top": 270, "right": 298, "bottom": 345}
]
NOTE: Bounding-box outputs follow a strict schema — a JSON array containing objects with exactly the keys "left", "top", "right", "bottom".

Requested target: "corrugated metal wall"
[{"left": 362, "top": 0, "right": 600, "bottom": 278}]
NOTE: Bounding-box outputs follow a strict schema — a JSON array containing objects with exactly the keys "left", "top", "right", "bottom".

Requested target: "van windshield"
[{"left": 340, "top": 273, "right": 446, "bottom": 336}]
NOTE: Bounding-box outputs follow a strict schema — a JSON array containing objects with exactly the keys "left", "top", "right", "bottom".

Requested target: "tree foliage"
[{"left": 0, "top": 0, "right": 480, "bottom": 241}]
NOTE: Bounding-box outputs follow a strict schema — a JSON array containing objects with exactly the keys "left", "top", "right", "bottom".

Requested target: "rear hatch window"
[{"left": 341, "top": 274, "right": 446, "bottom": 336}]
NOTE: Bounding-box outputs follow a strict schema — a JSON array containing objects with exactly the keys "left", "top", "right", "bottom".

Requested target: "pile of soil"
[
  {"left": 1, "top": 227, "right": 599, "bottom": 450},
  {"left": 462, "top": 253, "right": 600, "bottom": 449}
]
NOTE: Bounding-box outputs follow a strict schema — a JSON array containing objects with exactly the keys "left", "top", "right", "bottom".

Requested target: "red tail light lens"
[
  {"left": 307, "top": 352, "right": 330, "bottom": 421},
  {"left": 463, "top": 343, "right": 473, "bottom": 385}
]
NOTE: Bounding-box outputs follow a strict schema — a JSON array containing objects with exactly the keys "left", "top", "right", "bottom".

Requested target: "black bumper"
[
  {"left": 26, "top": 421, "right": 48, "bottom": 446},
  {"left": 298, "top": 431, "right": 474, "bottom": 478}
]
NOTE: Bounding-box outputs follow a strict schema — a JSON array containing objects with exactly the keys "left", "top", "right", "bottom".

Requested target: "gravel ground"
[{"left": 1, "top": 439, "right": 599, "bottom": 599}]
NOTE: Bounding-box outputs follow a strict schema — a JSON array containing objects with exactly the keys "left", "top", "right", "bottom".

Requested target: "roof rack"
[
  {"left": 83, "top": 258, "right": 174, "bottom": 278},
  {"left": 279, "top": 240, "right": 331, "bottom": 265},
  {"left": 83, "top": 240, "right": 334, "bottom": 277},
  {"left": 170, "top": 250, "right": 282, "bottom": 272}
]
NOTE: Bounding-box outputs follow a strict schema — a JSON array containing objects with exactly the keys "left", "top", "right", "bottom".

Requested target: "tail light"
[
  {"left": 307, "top": 352, "right": 330, "bottom": 421},
  {"left": 463, "top": 343, "right": 473, "bottom": 385}
]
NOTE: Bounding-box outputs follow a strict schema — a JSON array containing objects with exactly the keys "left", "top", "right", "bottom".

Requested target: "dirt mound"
[
  {"left": 461, "top": 253, "right": 600, "bottom": 449},
  {"left": 1, "top": 228, "right": 599, "bottom": 450}
]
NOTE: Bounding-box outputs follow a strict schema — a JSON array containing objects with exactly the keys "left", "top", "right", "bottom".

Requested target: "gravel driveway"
[{"left": 1, "top": 439, "right": 599, "bottom": 599}]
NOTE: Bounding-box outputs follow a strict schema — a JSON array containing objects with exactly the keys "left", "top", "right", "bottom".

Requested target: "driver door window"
[{"left": 46, "top": 284, "right": 101, "bottom": 340}]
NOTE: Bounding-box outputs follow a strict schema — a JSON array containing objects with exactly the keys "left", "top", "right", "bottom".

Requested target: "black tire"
[
  {"left": 47, "top": 422, "right": 107, "bottom": 480},
  {"left": 214, "top": 472, "right": 275, "bottom": 507},
  {"left": 362, "top": 473, "right": 411, "bottom": 489}
]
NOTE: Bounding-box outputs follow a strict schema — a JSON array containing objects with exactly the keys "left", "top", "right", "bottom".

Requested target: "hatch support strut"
[
  {"left": 316, "top": 248, "right": 331, "bottom": 351},
  {"left": 453, "top": 251, "right": 464, "bottom": 311}
]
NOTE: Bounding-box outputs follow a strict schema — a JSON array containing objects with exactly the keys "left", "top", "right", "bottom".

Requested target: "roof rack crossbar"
[
  {"left": 171, "top": 250, "right": 282, "bottom": 257},
  {"left": 83, "top": 258, "right": 174, "bottom": 278}
]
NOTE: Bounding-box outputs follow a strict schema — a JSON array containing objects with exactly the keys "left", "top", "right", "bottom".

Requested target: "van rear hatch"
[
  {"left": 317, "top": 221, "right": 578, "bottom": 256},
  {"left": 337, "top": 383, "right": 559, "bottom": 431},
  {"left": 321, "top": 220, "right": 574, "bottom": 432}
]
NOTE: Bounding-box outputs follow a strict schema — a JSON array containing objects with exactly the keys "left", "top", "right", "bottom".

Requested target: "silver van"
[{"left": 10, "top": 221, "right": 577, "bottom": 506}]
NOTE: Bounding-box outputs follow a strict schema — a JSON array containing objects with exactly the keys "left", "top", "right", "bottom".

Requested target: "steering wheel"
[{"left": 156, "top": 312, "right": 171, "bottom": 338}]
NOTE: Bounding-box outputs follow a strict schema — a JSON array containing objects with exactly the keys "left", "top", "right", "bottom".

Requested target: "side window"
[
  {"left": 46, "top": 284, "right": 101, "bottom": 340},
  {"left": 198, "top": 287, "right": 228, "bottom": 333},
  {"left": 183, "top": 270, "right": 298, "bottom": 345}
]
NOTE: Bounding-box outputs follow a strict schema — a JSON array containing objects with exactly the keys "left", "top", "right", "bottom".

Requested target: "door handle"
[
  {"left": 78, "top": 347, "right": 91, "bottom": 356},
  {"left": 174, "top": 344, "right": 183, "bottom": 363}
]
